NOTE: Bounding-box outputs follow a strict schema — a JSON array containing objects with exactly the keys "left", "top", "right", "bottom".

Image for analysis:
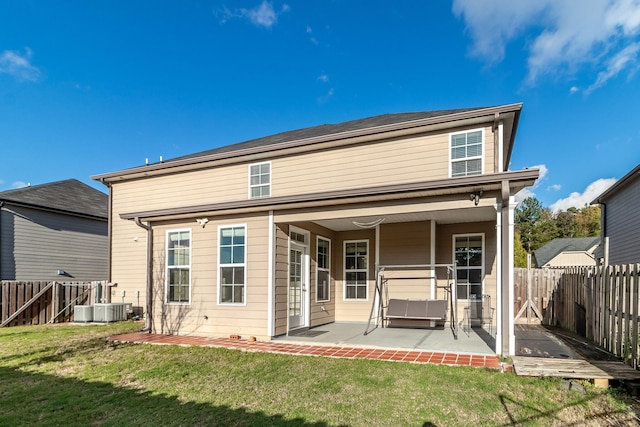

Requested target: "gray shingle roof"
[
  {"left": 0, "top": 179, "right": 107, "bottom": 219},
  {"left": 533, "top": 237, "right": 600, "bottom": 267},
  {"left": 172, "top": 107, "right": 487, "bottom": 161}
]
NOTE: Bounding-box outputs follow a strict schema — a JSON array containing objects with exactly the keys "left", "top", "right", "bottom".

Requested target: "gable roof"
[
  {"left": 591, "top": 163, "right": 640, "bottom": 204},
  {"left": 533, "top": 237, "right": 600, "bottom": 267},
  {"left": 0, "top": 179, "right": 108, "bottom": 219},
  {"left": 93, "top": 103, "right": 523, "bottom": 183},
  {"left": 172, "top": 107, "right": 487, "bottom": 161}
]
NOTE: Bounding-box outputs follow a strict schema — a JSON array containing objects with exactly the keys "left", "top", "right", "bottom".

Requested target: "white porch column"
[
  {"left": 494, "top": 202, "right": 503, "bottom": 353},
  {"left": 267, "top": 210, "right": 275, "bottom": 337},
  {"left": 507, "top": 197, "right": 517, "bottom": 355}
]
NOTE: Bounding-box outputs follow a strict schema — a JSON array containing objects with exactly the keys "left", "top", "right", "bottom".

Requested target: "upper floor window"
[
  {"left": 249, "top": 162, "right": 271, "bottom": 198},
  {"left": 166, "top": 229, "right": 191, "bottom": 304},
  {"left": 450, "top": 129, "right": 483, "bottom": 177}
]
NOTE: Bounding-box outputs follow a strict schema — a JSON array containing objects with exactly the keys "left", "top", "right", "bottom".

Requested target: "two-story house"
[
  {"left": 592, "top": 163, "right": 640, "bottom": 265},
  {"left": 93, "top": 103, "right": 538, "bottom": 356},
  {"left": 0, "top": 179, "right": 108, "bottom": 281}
]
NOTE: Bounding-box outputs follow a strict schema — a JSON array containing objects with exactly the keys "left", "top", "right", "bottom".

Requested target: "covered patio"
[{"left": 274, "top": 322, "right": 495, "bottom": 355}]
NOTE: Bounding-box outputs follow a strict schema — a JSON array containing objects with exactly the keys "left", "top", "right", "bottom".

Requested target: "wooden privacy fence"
[
  {"left": 516, "top": 265, "right": 640, "bottom": 369},
  {"left": 0, "top": 281, "right": 99, "bottom": 327}
]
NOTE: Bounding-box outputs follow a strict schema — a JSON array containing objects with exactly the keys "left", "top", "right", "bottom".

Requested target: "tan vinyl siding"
[
  {"left": 378, "top": 221, "right": 432, "bottom": 301},
  {"left": 604, "top": 180, "right": 640, "bottom": 265},
  {"left": 110, "top": 125, "right": 497, "bottom": 215},
  {"left": 334, "top": 229, "right": 376, "bottom": 322},
  {"left": 273, "top": 224, "right": 289, "bottom": 336},
  {"left": 545, "top": 252, "right": 596, "bottom": 267},
  {"left": 0, "top": 205, "right": 107, "bottom": 281},
  {"left": 111, "top": 213, "right": 271, "bottom": 338}
]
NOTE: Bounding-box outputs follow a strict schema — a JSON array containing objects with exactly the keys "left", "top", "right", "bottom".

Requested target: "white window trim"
[
  {"left": 449, "top": 128, "right": 484, "bottom": 178},
  {"left": 248, "top": 161, "right": 271, "bottom": 199},
  {"left": 165, "top": 228, "right": 192, "bottom": 305},
  {"left": 343, "top": 239, "right": 369, "bottom": 302},
  {"left": 316, "top": 236, "right": 331, "bottom": 303},
  {"left": 217, "top": 224, "right": 248, "bottom": 306},
  {"left": 452, "top": 233, "right": 485, "bottom": 301}
]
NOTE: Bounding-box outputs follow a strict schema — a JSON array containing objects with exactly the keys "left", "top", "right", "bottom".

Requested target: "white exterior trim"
[
  {"left": 289, "top": 226, "right": 311, "bottom": 329},
  {"left": 267, "top": 210, "right": 274, "bottom": 336},
  {"left": 316, "top": 235, "right": 332, "bottom": 303},
  {"left": 430, "top": 220, "right": 436, "bottom": 299},
  {"left": 494, "top": 202, "right": 502, "bottom": 353},
  {"left": 165, "top": 228, "right": 192, "bottom": 305},
  {"left": 343, "top": 239, "right": 370, "bottom": 302},
  {"left": 448, "top": 127, "right": 485, "bottom": 177},
  {"left": 451, "top": 233, "right": 485, "bottom": 301},
  {"left": 248, "top": 161, "right": 272, "bottom": 199},
  {"left": 217, "top": 223, "right": 248, "bottom": 306}
]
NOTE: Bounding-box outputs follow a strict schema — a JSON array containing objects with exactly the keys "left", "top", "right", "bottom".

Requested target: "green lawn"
[{"left": 0, "top": 322, "right": 638, "bottom": 426}]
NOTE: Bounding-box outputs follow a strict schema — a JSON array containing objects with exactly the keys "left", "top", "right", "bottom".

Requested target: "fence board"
[
  {"left": 518, "top": 264, "right": 640, "bottom": 369},
  {"left": 0, "top": 281, "right": 99, "bottom": 327}
]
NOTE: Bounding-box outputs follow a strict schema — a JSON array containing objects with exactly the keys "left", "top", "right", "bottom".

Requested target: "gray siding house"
[
  {"left": 0, "top": 179, "right": 108, "bottom": 281},
  {"left": 592, "top": 163, "right": 640, "bottom": 265}
]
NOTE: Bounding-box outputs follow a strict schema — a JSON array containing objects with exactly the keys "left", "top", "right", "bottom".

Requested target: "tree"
[
  {"left": 575, "top": 205, "right": 600, "bottom": 237},
  {"left": 515, "top": 196, "right": 557, "bottom": 253},
  {"left": 514, "top": 231, "right": 528, "bottom": 268},
  {"left": 555, "top": 209, "right": 578, "bottom": 238}
]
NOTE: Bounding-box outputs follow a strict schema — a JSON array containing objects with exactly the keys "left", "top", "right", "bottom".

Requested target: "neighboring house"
[
  {"left": 0, "top": 179, "right": 108, "bottom": 281},
  {"left": 93, "top": 103, "right": 538, "bottom": 356},
  {"left": 533, "top": 237, "right": 600, "bottom": 268},
  {"left": 592, "top": 163, "right": 640, "bottom": 265}
]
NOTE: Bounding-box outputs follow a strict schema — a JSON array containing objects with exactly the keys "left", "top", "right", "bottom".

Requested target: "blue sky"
[{"left": 1, "top": 1, "right": 639, "bottom": 211}]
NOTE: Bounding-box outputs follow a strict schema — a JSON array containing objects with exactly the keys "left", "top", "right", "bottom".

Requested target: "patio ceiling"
[{"left": 312, "top": 205, "right": 498, "bottom": 231}]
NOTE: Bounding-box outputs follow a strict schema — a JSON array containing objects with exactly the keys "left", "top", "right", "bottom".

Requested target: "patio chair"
[{"left": 464, "top": 294, "right": 495, "bottom": 335}]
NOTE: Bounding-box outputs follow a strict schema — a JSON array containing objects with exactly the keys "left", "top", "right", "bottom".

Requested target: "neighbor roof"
[
  {"left": 0, "top": 179, "right": 108, "bottom": 219},
  {"left": 533, "top": 237, "right": 600, "bottom": 267}
]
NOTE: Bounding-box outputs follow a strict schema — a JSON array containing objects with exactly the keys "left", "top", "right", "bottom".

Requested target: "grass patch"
[{"left": 0, "top": 322, "right": 639, "bottom": 426}]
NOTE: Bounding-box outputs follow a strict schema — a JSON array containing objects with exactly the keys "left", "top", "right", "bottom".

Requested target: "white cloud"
[
  {"left": 586, "top": 42, "right": 640, "bottom": 93},
  {"left": 514, "top": 164, "right": 548, "bottom": 203},
  {"left": 0, "top": 47, "right": 41, "bottom": 82},
  {"left": 548, "top": 184, "right": 562, "bottom": 191},
  {"left": 569, "top": 86, "right": 579, "bottom": 95},
  {"left": 317, "top": 73, "right": 329, "bottom": 83},
  {"left": 11, "top": 181, "right": 28, "bottom": 189},
  {"left": 549, "top": 177, "right": 617, "bottom": 212},
  {"left": 218, "top": 1, "right": 289, "bottom": 29},
  {"left": 453, "top": 0, "right": 640, "bottom": 91}
]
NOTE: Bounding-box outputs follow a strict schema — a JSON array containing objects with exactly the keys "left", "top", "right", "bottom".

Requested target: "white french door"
[{"left": 289, "top": 243, "right": 307, "bottom": 329}]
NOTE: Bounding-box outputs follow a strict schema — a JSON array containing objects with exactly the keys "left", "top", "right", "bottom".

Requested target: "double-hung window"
[
  {"left": 344, "top": 240, "right": 368, "bottom": 300},
  {"left": 316, "top": 237, "right": 331, "bottom": 302},
  {"left": 219, "top": 225, "right": 246, "bottom": 304},
  {"left": 454, "top": 234, "right": 484, "bottom": 300},
  {"left": 450, "top": 129, "right": 483, "bottom": 177},
  {"left": 249, "top": 162, "right": 271, "bottom": 198},
  {"left": 166, "top": 229, "right": 191, "bottom": 303}
]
